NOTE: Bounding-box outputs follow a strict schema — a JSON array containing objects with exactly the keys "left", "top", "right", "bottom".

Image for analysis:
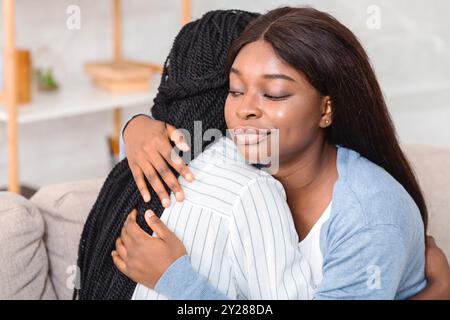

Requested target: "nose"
[{"left": 235, "top": 93, "right": 263, "bottom": 120}]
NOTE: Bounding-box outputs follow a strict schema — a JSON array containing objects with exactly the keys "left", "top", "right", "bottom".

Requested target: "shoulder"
[
  {"left": 324, "top": 147, "right": 425, "bottom": 250},
  {"left": 180, "top": 137, "right": 284, "bottom": 216},
  {"left": 317, "top": 148, "right": 426, "bottom": 299}
]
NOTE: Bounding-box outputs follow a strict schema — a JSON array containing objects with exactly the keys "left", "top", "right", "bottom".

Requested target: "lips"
[{"left": 231, "top": 127, "right": 272, "bottom": 145}]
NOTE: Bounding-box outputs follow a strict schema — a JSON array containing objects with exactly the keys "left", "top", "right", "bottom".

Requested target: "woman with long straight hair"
[{"left": 113, "top": 7, "right": 450, "bottom": 299}]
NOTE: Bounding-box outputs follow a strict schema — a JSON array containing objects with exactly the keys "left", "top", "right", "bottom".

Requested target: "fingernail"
[
  {"left": 175, "top": 192, "right": 184, "bottom": 202},
  {"left": 143, "top": 193, "right": 150, "bottom": 202},
  {"left": 185, "top": 173, "right": 194, "bottom": 182},
  {"left": 162, "top": 198, "right": 170, "bottom": 208},
  {"left": 145, "top": 209, "right": 154, "bottom": 219},
  {"left": 179, "top": 142, "right": 190, "bottom": 151},
  {"left": 111, "top": 251, "right": 115, "bottom": 256}
]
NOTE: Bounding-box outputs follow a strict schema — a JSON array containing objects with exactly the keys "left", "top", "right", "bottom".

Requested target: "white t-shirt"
[{"left": 298, "top": 202, "right": 332, "bottom": 291}]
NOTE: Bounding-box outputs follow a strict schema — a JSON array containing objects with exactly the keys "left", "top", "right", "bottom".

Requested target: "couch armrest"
[
  {"left": 0, "top": 192, "right": 56, "bottom": 300},
  {"left": 30, "top": 177, "right": 105, "bottom": 300}
]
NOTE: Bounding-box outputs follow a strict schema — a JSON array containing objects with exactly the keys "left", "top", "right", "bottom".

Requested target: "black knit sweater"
[{"left": 74, "top": 10, "right": 259, "bottom": 300}]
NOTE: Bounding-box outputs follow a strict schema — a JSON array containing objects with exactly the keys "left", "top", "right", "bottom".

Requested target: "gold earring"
[
  {"left": 326, "top": 100, "right": 332, "bottom": 125},
  {"left": 325, "top": 100, "right": 332, "bottom": 126}
]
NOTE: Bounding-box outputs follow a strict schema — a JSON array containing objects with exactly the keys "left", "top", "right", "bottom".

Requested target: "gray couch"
[{"left": 0, "top": 144, "right": 449, "bottom": 300}]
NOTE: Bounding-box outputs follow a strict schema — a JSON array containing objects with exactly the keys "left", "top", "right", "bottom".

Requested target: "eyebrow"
[{"left": 230, "top": 67, "right": 296, "bottom": 82}]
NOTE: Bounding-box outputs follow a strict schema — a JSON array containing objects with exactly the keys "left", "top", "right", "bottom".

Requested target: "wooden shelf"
[
  {"left": 1, "top": 0, "right": 191, "bottom": 192},
  {"left": 0, "top": 77, "right": 159, "bottom": 124}
]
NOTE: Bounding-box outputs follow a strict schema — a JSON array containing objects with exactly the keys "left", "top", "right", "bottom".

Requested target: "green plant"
[{"left": 35, "top": 68, "right": 59, "bottom": 91}]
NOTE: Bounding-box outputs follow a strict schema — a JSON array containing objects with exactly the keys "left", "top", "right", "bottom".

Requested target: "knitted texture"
[{"left": 74, "top": 10, "right": 259, "bottom": 300}]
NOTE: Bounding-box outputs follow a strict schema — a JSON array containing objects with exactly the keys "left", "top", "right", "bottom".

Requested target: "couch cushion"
[
  {"left": 30, "top": 178, "right": 104, "bottom": 300},
  {"left": 403, "top": 144, "right": 450, "bottom": 259},
  {"left": 0, "top": 192, "right": 56, "bottom": 300}
]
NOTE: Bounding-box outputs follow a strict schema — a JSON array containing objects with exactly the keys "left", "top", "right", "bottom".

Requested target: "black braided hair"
[{"left": 74, "top": 9, "right": 259, "bottom": 300}]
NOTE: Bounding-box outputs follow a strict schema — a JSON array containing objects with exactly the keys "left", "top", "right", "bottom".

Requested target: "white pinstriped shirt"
[{"left": 132, "top": 136, "right": 315, "bottom": 300}]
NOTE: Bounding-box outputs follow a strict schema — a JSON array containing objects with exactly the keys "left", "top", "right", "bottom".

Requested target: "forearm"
[
  {"left": 155, "top": 255, "right": 231, "bottom": 300},
  {"left": 410, "top": 281, "right": 450, "bottom": 300}
]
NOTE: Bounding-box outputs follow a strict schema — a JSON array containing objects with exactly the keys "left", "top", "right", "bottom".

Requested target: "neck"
[
  {"left": 274, "top": 141, "right": 337, "bottom": 200},
  {"left": 273, "top": 140, "right": 338, "bottom": 240}
]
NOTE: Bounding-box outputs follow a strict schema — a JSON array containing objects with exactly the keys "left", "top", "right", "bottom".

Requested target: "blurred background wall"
[{"left": 0, "top": 0, "right": 449, "bottom": 188}]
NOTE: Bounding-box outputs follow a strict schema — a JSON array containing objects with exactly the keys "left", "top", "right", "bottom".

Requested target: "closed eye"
[
  {"left": 264, "top": 94, "right": 291, "bottom": 101},
  {"left": 228, "top": 90, "right": 243, "bottom": 97}
]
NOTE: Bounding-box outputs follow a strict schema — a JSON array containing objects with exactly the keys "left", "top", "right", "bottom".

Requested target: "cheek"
[
  {"left": 266, "top": 99, "right": 322, "bottom": 152},
  {"left": 224, "top": 96, "right": 234, "bottom": 128},
  {"left": 266, "top": 99, "right": 319, "bottom": 133}
]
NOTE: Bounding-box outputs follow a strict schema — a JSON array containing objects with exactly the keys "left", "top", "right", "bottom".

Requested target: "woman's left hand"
[
  {"left": 412, "top": 235, "right": 450, "bottom": 299},
  {"left": 112, "top": 209, "right": 186, "bottom": 289}
]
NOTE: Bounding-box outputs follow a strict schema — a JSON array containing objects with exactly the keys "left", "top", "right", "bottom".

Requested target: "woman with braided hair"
[
  {"left": 75, "top": 9, "right": 262, "bottom": 300},
  {"left": 113, "top": 7, "right": 450, "bottom": 299}
]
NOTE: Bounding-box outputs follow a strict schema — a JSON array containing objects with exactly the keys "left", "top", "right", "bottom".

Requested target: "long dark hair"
[{"left": 226, "top": 6, "right": 428, "bottom": 229}]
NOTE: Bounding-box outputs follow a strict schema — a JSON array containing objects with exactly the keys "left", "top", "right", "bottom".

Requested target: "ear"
[{"left": 319, "top": 96, "right": 333, "bottom": 128}]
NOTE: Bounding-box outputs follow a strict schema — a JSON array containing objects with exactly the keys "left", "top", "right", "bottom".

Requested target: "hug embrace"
[{"left": 74, "top": 7, "right": 450, "bottom": 300}]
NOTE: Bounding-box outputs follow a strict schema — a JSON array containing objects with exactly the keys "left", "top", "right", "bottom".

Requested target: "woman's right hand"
[{"left": 123, "top": 115, "right": 194, "bottom": 207}]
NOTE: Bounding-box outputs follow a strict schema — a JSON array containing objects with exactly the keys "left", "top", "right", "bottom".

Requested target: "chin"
[{"left": 236, "top": 141, "right": 273, "bottom": 165}]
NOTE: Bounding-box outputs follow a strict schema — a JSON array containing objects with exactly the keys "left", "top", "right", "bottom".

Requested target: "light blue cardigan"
[{"left": 149, "top": 145, "right": 427, "bottom": 300}]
